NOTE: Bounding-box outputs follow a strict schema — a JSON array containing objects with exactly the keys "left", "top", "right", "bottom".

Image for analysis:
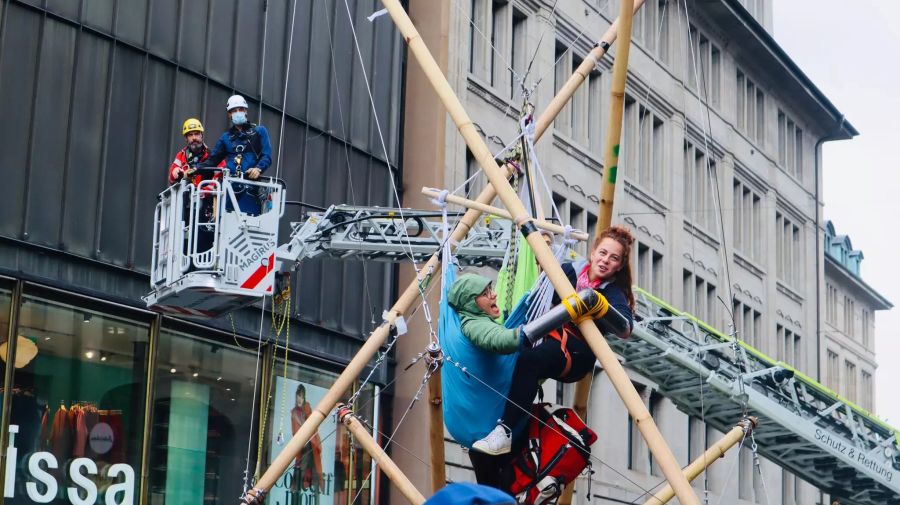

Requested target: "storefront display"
[
  {"left": 7, "top": 293, "right": 148, "bottom": 504},
  {"left": 0, "top": 282, "right": 383, "bottom": 505}
]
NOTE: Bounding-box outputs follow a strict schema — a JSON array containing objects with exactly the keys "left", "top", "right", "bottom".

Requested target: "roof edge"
[{"left": 720, "top": 0, "right": 859, "bottom": 139}]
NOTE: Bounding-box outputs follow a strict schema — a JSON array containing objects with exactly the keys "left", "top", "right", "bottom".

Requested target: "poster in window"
[{"left": 268, "top": 377, "right": 337, "bottom": 505}]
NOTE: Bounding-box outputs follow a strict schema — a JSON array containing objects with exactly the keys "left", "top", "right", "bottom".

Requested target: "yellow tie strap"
[{"left": 561, "top": 290, "right": 609, "bottom": 324}]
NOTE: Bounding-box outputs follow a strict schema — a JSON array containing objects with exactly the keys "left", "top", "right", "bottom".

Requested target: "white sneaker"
[{"left": 472, "top": 424, "right": 512, "bottom": 455}]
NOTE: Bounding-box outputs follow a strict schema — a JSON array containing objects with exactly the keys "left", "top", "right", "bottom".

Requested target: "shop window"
[
  {"left": 148, "top": 329, "right": 261, "bottom": 505},
  {"left": 264, "top": 358, "right": 377, "bottom": 505},
  {"left": 8, "top": 294, "right": 148, "bottom": 505}
]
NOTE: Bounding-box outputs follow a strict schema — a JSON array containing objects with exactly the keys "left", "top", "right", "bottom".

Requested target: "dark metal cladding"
[{"left": 0, "top": 0, "right": 403, "bottom": 361}]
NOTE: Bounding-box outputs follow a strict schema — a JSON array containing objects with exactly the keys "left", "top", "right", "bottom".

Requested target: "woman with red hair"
[{"left": 472, "top": 225, "right": 636, "bottom": 456}]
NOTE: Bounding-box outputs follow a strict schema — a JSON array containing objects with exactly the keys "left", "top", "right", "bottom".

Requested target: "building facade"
[
  {"left": 396, "top": 0, "right": 866, "bottom": 503},
  {"left": 0, "top": 0, "right": 405, "bottom": 503},
  {"left": 822, "top": 221, "right": 890, "bottom": 414}
]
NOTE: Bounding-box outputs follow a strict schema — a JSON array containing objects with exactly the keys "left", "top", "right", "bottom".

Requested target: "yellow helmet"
[{"left": 182, "top": 118, "right": 204, "bottom": 136}]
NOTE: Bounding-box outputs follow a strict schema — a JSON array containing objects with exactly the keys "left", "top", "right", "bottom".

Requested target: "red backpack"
[{"left": 508, "top": 403, "right": 597, "bottom": 504}]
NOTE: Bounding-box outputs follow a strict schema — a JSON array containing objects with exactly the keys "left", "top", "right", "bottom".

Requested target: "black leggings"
[{"left": 502, "top": 333, "right": 595, "bottom": 429}]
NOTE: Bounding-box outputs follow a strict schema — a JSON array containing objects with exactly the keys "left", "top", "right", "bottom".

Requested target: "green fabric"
[
  {"left": 448, "top": 274, "right": 520, "bottom": 354},
  {"left": 496, "top": 236, "right": 540, "bottom": 323}
]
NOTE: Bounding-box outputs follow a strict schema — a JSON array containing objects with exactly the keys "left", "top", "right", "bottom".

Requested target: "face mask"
[{"left": 231, "top": 111, "right": 247, "bottom": 126}]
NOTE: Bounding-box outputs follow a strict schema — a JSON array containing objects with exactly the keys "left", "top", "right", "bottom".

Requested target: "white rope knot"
[
  {"left": 430, "top": 189, "right": 450, "bottom": 209},
  {"left": 563, "top": 224, "right": 576, "bottom": 244},
  {"left": 520, "top": 117, "right": 537, "bottom": 143}
]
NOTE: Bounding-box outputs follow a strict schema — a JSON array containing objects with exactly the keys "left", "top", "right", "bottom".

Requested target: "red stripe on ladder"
[{"left": 240, "top": 254, "right": 275, "bottom": 290}]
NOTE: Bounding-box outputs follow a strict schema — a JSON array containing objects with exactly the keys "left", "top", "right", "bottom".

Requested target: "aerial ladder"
[
  {"left": 144, "top": 172, "right": 900, "bottom": 505},
  {"left": 144, "top": 172, "right": 515, "bottom": 317}
]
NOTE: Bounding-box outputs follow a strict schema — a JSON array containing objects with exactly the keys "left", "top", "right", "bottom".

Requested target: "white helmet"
[{"left": 226, "top": 94, "right": 249, "bottom": 111}]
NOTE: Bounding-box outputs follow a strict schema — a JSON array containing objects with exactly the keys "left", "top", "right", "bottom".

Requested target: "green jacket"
[{"left": 448, "top": 274, "right": 521, "bottom": 354}]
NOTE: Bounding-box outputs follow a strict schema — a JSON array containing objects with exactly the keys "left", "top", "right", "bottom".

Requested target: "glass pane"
[
  {"left": 9, "top": 295, "right": 148, "bottom": 504},
  {"left": 149, "top": 330, "right": 262, "bottom": 504},
  {"left": 265, "top": 358, "right": 376, "bottom": 505}
]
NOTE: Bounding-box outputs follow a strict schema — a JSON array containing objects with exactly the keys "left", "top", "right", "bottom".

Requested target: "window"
[
  {"left": 775, "top": 211, "right": 802, "bottom": 288},
  {"left": 777, "top": 110, "right": 804, "bottom": 180},
  {"left": 683, "top": 140, "right": 717, "bottom": 231},
  {"left": 844, "top": 360, "right": 857, "bottom": 402},
  {"left": 265, "top": 359, "right": 376, "bottom": 504},
  {"left": 783, "top": 470, "right": 800, "bottom": 505},
  {"left": 554, "top": 43, "right": 603, "bottom": 150},
  {"left": 826, "top": 284, "right": 838, "bottom": 324},
  {"left": 468, "top": 0, "right": 519, "bottom": 94},
  {"left": 778, "top": 324, "right": 802, "bottom": 369},
  {"left": 862, "top": 309, "right": 871, "bottom": 348},
  {"left": 468, "top": 0, "right": 487, "bottom": 76},
  {"left": 464, "top": 149, "right": 486, "bottom": 197},
  {"left": 623, "top": 97, "right": 666, "bottom": 195},
  {"left": 648, "top": 391, "right": 665, "bottom": 476},
  {"left": 843, "top": 296, "right": 855, "bottom": 337},
  {"left": 683, "top": 269, "right": 717, "bottom": 327},
  {"left": 733, "top": 177, "right": 763, "bottom": 262},
  {"left": 586, "top": 212, "right": 598, "bottom": 253},
  {"left": 510, "top": 10, "right": 527, "bottom": 98},
  {"left": 826, "top": 350, "right": 839, "bottom": 391},
  {"left": 687, "top": 416, "right": 705, "bottom": 464},
  {"left": 149, "top": 329, "right": 260, "bottom": 504},
  {"left": 634, "top": 0, "right": 670, "bottom": 64},
  {"left": 736, "top": 70, "right": 765, "bottom": 144},
  {"left": 687, "top": 25, "right": 721, "bottom": 106},
  {"left": 732, "top": 300, "right": 762, "bottom": 349},
  {"left": 13, "top": 294, "right": 148, "bottom": 504},
  {"left": 627, "top": 384, "right": 649, "bottom": 472},
  {"left": 635, "top": 241, "right": 665, "bottom": 296},
  {"left": 554, "top": 43, "right": 573, "bottom": 139},
  {"left": 861, "top": 371, "right": 873, "bottom": 410}
]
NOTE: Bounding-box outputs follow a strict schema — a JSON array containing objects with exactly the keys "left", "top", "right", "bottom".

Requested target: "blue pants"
[{"left": 225, "top": 188, "right": 261, "bottom": 216}]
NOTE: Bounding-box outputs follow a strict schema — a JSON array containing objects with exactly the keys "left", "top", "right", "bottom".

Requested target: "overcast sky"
[{"left": 773, "top": 1, "right": 900, "bottom": 424}]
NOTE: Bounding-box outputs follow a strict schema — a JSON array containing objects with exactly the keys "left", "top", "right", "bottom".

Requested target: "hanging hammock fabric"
[
  {"left": 495, "top": 235, "right": 539, "bottom": 324},
  {"left": 439, "top": 266, "right": 520, "bottom": 448}
]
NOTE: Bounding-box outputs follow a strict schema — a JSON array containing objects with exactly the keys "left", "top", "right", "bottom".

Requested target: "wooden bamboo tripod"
[
  {"left": 642, "top": 417, "right": 758, "bottom": 505},
  {"left": 241, "top": 0, "right": 661, "bottom": 502},
  {"left": 378, "top": 0, "right": 699, "bottom": 504}
]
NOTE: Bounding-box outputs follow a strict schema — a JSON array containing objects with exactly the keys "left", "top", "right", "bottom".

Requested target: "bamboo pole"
[
  {"left": 244, "top": 3, "right": 647, "bottom": 500},
  {"left": 378, "top": 2, "right": 699, "bottom": 505},
  {"left": 421, "top": 187, "right": 590, "bottom": 241},
  {"left": 643, "top": 418, "right": 758, "bottom": 505},
  {"left": 425, "top": 344, "right": 446, "bottom": 492},
  {"left": 337, "top": 405, "right": 427, "bottom": 505},
  {"left": 595, "top": 0, "right": 635, "bottom": 232},
  {"left": 564, "top": 1, "right": 636, "bottom": 503}
]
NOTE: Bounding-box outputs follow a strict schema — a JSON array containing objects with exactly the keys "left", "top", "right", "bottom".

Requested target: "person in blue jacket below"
[
  {"left": 202, "top": 94, "right": 272, "bottom": 215},
  {"left": 472, "top": 225, "right": 636, "bottom": 456}
]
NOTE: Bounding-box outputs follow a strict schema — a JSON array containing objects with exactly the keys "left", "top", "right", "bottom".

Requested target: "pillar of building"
[{"left": 390, "top": 0, "right": 452, "bottom": 501}]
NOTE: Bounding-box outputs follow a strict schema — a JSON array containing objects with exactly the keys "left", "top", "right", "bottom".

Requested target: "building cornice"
[
  {"left": 825, "top": 255, "right": 893, "bottom": 310},
  {"left": 693, "top": 0, "right": 858, "bottom": 139}
]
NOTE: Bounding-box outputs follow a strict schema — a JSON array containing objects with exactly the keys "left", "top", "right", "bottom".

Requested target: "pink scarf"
[{"left": 576, "top": 264, "right": 603, "bottom": 292}]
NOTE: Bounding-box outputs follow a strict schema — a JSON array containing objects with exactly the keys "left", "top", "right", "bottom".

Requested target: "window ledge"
[
  {"left": 466, "top": 75, "right": 519, "bottom": 120},
  {"left": 734, "top": 251, "right": 765, "bottom": 280},
  {"left": 551, "top": 133, "right": 602, "bottom": 173},
  {"left": 682, "top": 220, "right": 720, "bottom": 249},
  {"left": 624, "top": 180, "right": 667, "bottom": 215},
  {"left": 776, "top": 280, "right": 805, "bottom": 304}
]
